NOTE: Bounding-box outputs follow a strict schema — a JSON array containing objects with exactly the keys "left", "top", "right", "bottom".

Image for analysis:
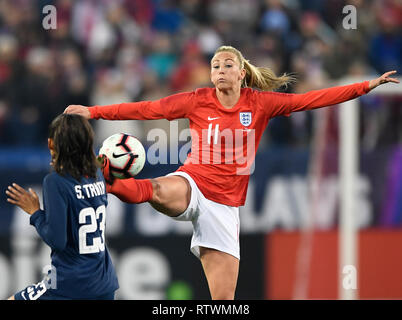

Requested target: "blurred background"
[{"left": 0, "top": 0, "right": 401, "bottom": 299}]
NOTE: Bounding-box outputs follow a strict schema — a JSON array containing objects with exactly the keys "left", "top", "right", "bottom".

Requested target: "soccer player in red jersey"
[{"left": 65, "top": 46, "right": 399, "bottom": 300}]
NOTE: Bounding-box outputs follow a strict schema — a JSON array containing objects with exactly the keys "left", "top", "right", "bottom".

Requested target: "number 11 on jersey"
[{"left": 207, "top": 123, "right": 219, "bottom": 145}]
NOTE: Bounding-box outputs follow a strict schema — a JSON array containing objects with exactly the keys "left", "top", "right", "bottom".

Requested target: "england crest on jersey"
[{"left": 239, "top": 112, "right": 252, "bottom": 127}]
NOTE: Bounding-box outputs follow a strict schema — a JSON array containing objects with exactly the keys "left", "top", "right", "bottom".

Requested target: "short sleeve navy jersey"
[{"left": 29, "top": 171, "right": 119, "bottom": 299}]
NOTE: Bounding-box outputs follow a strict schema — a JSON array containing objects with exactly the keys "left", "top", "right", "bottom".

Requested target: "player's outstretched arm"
[
  {"left": 368, "top": 70, "right": 400, "bottom": 90},
  {"left": 261, "top": 70, "right": 399, "bottom": 118},
  {"left": 64, "top": 91, "right": 195, "bottom": 121},
  {"left": 64, "top": 105, "right": 91, "bottom": 119}
]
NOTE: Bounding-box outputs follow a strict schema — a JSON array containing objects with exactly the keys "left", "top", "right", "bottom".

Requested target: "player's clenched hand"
[
  {"left": 6, "top": 183, "right": 40, "bottom": 215},
  {"left": 64, "top": 105, "right": 91, "bottom": 119},
  {"left": 369, "top": 70, "right": 400, "bottom": 90}
]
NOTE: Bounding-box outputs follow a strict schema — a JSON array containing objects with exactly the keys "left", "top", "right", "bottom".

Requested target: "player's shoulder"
[
  {"left": 43, "top": 171, "right": 62, "bottom": 183},
  {"left": 251, "top": 88, "right": 293, "bottom": 99},
  {"left": 194, "top": 87, "right": 214, "bottom": 94},
  {"left": 244, "top": 87, "right": 291, "bottom": 110},
  {"left": 241, "top": 87, "right": 275, "bottom": 100},
  {"left": 245, "top": 87, "right": 271, "bottom": 97},
  {"left": 43, "top": 171, "right": 79, "bottom": 188},
  {"left": 42, "top": 172, "right": 71, "bottom": 194},
  {"left": 239, "top": 87, "right": 267, "bottom": 109},
  {"left": 193, "top": 87, "right": 258, "bottom": 100},
  {"left": 194, "top": 87, "right": 215, "bottom": 100}
]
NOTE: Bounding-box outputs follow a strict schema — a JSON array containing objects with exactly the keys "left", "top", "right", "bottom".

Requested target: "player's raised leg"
[
  {"left": 107, "top": 175, "right": 191, "bottom": 217},
  {"left": 149, "top": 175, "right": 191, "bottom": 217},
  {"left": 199, "top": 247, "right": 239, "bottom": 300},
  {"left": 99, "top": 154, "right": 191, "bottom": 217}
]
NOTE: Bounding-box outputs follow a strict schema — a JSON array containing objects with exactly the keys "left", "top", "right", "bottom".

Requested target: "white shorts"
[{"left": 167, "top": 171, "right": 240, "bottom": 260}]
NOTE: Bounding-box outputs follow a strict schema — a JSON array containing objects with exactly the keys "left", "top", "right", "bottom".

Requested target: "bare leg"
[
  {"left": 149, "top": 175, "right": 191, "bottom": 217},
  {"left": 111, "top": 176, "right": 240, "bottom": 299},
  {"left": 109, "top": 175, "right": 191, "bottom": 217},
  {"left": 199, "top": 247, "right": 239, "bottom": 300},
  {"left": 8, "top": 296, "right": 15, "bottom": 300}
]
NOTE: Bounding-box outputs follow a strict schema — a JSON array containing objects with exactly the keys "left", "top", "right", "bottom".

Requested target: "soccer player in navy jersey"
[{"left": 6, "top": 114, "right": 118, "bottom": 300}]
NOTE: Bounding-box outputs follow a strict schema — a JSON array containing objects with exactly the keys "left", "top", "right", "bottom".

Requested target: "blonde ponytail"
[
  {"left": 243, "top": 59, "right": 295, "bottom": 91},
  {"left": 214, "top": 45, "right": 296, "bottom": 91}
]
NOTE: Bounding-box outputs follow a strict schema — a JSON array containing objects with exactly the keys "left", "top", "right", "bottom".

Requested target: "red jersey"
[{"left": 89, "top": 81, "right": 370, "bottom": 207}]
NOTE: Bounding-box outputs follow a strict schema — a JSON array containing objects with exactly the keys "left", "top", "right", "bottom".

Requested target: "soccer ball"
[{"left": 98, "top": 133, "right": 146, "bottom": 179}]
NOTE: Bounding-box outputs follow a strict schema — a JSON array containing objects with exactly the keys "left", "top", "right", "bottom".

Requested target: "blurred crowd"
[{"left": 0, "top": 0, "right": 400, "bottom": 149}]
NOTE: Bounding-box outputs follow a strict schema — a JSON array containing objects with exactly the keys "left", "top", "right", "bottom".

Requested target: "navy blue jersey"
[{"left": 29, "top": 171, "right": 119, "bottom": 299}]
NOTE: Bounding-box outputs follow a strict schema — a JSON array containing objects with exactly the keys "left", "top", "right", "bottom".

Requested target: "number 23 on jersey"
[{"left": 78, "top": 205, "right": 106, "bottom": 254}]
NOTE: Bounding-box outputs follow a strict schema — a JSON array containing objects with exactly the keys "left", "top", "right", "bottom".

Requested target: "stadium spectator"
[{"left": 0, "top": 0, "right": 400, "bottom": 149}]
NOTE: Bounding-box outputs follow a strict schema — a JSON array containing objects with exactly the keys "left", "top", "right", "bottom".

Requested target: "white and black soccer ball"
[{"left": 99, "top": 133, "right": 146, "bottom": 179}]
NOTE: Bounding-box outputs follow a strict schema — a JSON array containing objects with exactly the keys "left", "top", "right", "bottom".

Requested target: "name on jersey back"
[{"left": 74, "top": 181, "right": 105, "bottom": 200}]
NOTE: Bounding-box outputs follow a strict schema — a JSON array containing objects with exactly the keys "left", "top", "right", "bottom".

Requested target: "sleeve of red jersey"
[
  {"left": 88, "top": 91, "right": 195, "bottom": 121},
  {"left": 259, "top": 81, "right": 371, "bottom": 118}
]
